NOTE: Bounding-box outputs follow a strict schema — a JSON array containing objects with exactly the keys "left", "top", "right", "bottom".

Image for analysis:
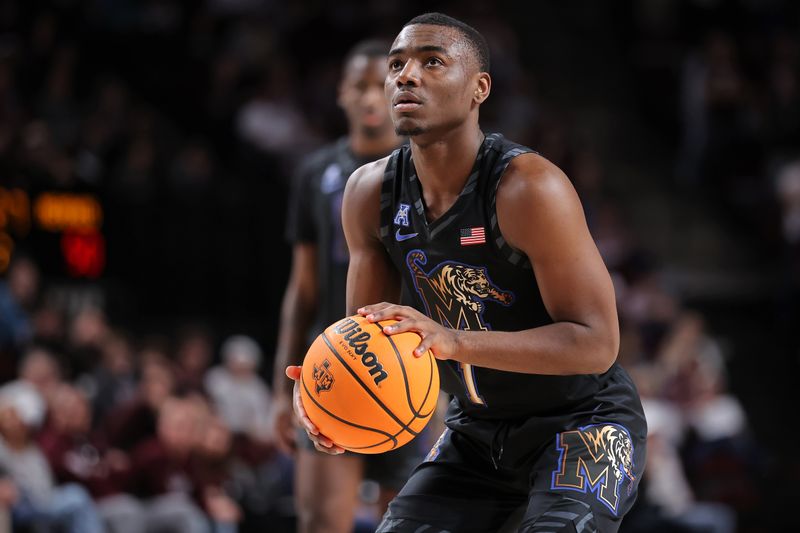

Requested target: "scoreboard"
[{"left": 0, "top": 186, "right": 105, "bottom": 278}]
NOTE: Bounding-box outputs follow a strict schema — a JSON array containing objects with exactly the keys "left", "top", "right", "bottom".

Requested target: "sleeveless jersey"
[
  {"left": 286, "top": 138, "right": 377, "bottom": 343},
  {"left": 379, "top": 133, "right": 615, "bottom": 420}
]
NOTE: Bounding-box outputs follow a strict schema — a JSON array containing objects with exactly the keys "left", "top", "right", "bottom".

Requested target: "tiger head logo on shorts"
[
  {"left": 550, "top": 423, "right": 637, "bottom": 515},
  {"left": 406, "top": 249, "right": 514, "bottom": 331},
  {"left": 313, "top": 359, "right": 334, "bottom": 394}
]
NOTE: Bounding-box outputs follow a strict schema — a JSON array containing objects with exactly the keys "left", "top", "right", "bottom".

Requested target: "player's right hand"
[
  {"left": 285, "top": 365, "right": 345, "bottom": 455},
  {"left": 271, "top": 392, "right": 298, "bottom": 454}
]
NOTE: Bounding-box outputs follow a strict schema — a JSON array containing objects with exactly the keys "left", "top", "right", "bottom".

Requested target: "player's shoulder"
[
  {"left": 344, "top": 154, "right": 393, "bottom": 198},
  {"left": 342, "top": 155, "right": 393, "bottom": 234},
  {"left": 499, "top": 152, "right": 575, "bottom": 207},
  {"left": 494, "top": 148, "right": 587, "bottom": 252}
]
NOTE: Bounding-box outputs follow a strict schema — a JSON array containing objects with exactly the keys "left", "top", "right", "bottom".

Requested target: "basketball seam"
[
  {"left": 417, "top": 349, "right": 436, "bottom": 417},
  {"left": 357, "top": 409, "right": 431, "bottom": 451},
  {"left": 349, "top": 425, "right": 407, "bottom": 451},
  {"left": 376, "top": 320, "right": 436, "bottom": 418},
  {"left": 300, "top": 374, "right": 399, "bottom": 449},
  {"left": 373, "top": 320, "right": 418, "bottom": 415},
  {"left": 413, "top": 341, "right": 437, "bottom": 418},
  {"left": 321, "top": 332, "right": 419, "bottom": 436}
]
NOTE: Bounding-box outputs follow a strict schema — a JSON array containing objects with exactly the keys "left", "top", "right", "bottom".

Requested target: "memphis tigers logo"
[
  {"left": 551, "top": 423, "right": 637, "bottom": 515},
  {"left": 406, "top": 250, "right": 514, "bottom": 405},
  {"left": 406, "top": 250, "right": 513, "bottom": 331},
  {"left": 313, "top": 359, "right": 334, "bottom": 394}
]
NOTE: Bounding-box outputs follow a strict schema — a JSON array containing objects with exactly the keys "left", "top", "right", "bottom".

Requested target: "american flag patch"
[{"left": 460, "top": 227, "right": 486, "bottom": 246}]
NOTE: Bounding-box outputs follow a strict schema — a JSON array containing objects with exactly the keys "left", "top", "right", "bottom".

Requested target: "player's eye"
[
  {"left": 426, "top": 57, "right": 443, "bottom": 67},
  {"left": 389, "top": 59, "right": 404, "bottom": 71}
]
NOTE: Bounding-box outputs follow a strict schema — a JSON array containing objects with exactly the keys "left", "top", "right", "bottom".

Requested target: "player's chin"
[
  {"left": 392, "top": 116, "right": 424, "bottom": 136},
  {"left": 394, "top": 123, "right": 426, "bottom": 137}
]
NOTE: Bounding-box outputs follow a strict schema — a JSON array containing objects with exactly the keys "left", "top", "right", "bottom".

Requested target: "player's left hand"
[
  {"left": 285, "top": 366, "right": 345, "bottom": 455},
  {"left": 359, "top": 303, "right": 459, "bottom": 360}
]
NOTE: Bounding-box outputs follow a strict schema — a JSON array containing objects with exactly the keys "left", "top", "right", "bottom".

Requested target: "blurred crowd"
[
  {"left": 630, "top": 0, "right": 800, "bottom": 293},
  {"left": 0, "top": 276, "right": 293, "bottom": 532},
  {"left": 0, "top": 251, "right": 445, "bottom": 533},
  {"left": 0, "top": 0, "right": 797, "bottom": 532}
]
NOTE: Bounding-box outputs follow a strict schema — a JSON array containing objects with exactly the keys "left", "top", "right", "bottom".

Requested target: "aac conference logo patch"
[{"left": 394, "top": 203, "right": 418, "bottom": 242}]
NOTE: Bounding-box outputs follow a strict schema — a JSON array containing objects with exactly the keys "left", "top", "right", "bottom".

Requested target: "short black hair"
[
  {"left": 404, "top": 12, "right": 490, "bottom": 73},
  {"left": 343, "top": 38, "right": 391, "bottom": 68}
]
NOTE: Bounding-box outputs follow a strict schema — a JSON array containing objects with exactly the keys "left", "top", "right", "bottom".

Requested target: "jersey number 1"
[{"left": 459, "top": 363, "right": 486, "bottom": 406}]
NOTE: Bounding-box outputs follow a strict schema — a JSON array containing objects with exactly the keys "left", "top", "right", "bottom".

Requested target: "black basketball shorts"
[{"left": 375, "top": 370, "right": 647, "bottom": 533}]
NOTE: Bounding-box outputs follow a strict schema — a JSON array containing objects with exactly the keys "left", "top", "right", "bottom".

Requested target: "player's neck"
[
  {"left": 349, "top": 132, "right": 400, "bottom": 159},
  {"left": 410, "top": 126, "right": 484, "bottom": 197}
]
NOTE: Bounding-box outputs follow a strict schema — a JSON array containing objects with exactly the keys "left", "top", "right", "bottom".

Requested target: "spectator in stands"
[
  {"left": 38, "top": 384, "right": 143, "bottom": 533},
  {"left": 105, "top": 355, "right": 175, "bottom": 451},
  {"left": 66, "top": 306, "right": 111, "bottom": 376},
  {"left": 195, "top": 415, "right": 243, "bottom": 531},
  {"left": 0, "top": 254, "right": 38, "bottom": 355},
  {"left": 660, "top": 314, "right": 759, "bottom": 516},
  {"left": 19, "top": 345, "right": 63, "bottom": 405},
  {"left": 205, "top": 335, "right": 271, "bottom": 442},
  {"left": 174, "top": 325, "right": 215, "bottom": 395},
  {"left": 79, "top": 330, "right": 138, "bottom": 424},
  {"left": 629, "top": 362, "right": 738, "bottom": 533},
  {"left": 131, "top": 395, "right": 240, "bottom": 533},
  {"left": 30, "top": 296, "right": 67, "bottom": 353},
  {"left": 0, "top": 380, "right": 103, "bottom": 533}
]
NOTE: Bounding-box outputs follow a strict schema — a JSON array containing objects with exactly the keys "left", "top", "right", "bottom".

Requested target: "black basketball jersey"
[
  {"left": 286, "top": 138, "right": 378, "bottom": 343},
  {"left": 379, "top": 133, "right": 617, "bottom": 420}
]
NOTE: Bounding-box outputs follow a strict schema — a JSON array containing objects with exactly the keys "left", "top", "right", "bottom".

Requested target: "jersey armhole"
[
  {"left": 487, "top": 148, "right": 535, "bottom": 270},
  {"left": 378, "top": 150, "right": 401, "bottom": 253}
]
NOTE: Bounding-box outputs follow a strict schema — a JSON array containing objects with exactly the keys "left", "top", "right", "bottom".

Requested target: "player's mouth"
[{"left": 393, "top": 92, "right": 422, "bottom": 112}]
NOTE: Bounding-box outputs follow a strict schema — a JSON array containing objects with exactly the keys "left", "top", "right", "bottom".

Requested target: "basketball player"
[
  {"left": 285, "top": 12, "right": 648, "bottom": 533},
  {"left": 272, "top": 40, "right": 422, "bottom": 533}
]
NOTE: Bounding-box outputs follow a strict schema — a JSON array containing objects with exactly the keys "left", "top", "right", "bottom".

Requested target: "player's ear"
[{"left": 473, "top": 72, "right": 491, "bottom": 105}]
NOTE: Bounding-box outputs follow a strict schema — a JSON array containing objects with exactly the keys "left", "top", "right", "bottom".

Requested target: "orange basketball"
[{"left": 300, "top": 314, "right": 439, "bottom": 454}]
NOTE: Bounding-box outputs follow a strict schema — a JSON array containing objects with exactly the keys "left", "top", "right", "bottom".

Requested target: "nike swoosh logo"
[{"left": 395, "top": 229, "right": 419, "bottom": 242}]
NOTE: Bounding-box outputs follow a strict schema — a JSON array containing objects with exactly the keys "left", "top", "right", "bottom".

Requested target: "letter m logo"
[{"left": 550, "top": 426, "right": 629, "bottom": 515}]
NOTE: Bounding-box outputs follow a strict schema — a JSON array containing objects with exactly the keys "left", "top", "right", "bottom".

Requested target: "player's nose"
[{"left": 396, "top": 59, "right": 421, "bottom": 87}]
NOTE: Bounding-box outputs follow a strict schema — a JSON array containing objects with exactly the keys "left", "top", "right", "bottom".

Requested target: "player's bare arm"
[
  {"left": 286, "top": 157, "right": 399, "bottom": 454},
  {"left": 342, "top": 157, "right": 402, "bottom": 315},
  {"left": 271, "top": 243, "right": 318, "bottom": 452},
  {"left": 362, "top": 152, "right": 619, "bottom": 376}
]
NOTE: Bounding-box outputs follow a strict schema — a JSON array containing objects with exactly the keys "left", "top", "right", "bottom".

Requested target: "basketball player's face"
[
  {"left": 339, "top": 55, "right": 392, "bottom": 138},
  {"left": 386, "top": 25, "right": 482, "bottom": 137}
]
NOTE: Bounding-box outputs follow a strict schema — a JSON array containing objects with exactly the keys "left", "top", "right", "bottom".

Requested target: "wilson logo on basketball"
[
  {"left": 333, "top": 318, "right": 389, "bottom": 386},
  {"left": 312, "top": 359, "right": 334, "bottom": 394}
]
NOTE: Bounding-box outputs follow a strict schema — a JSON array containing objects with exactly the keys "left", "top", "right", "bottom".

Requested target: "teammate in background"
[
  {"left": 287, "top": 13, "right": 647, "bottom": 533},
  {"left": 271, "top": 40, "right": 420, "bottom": 533}
]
